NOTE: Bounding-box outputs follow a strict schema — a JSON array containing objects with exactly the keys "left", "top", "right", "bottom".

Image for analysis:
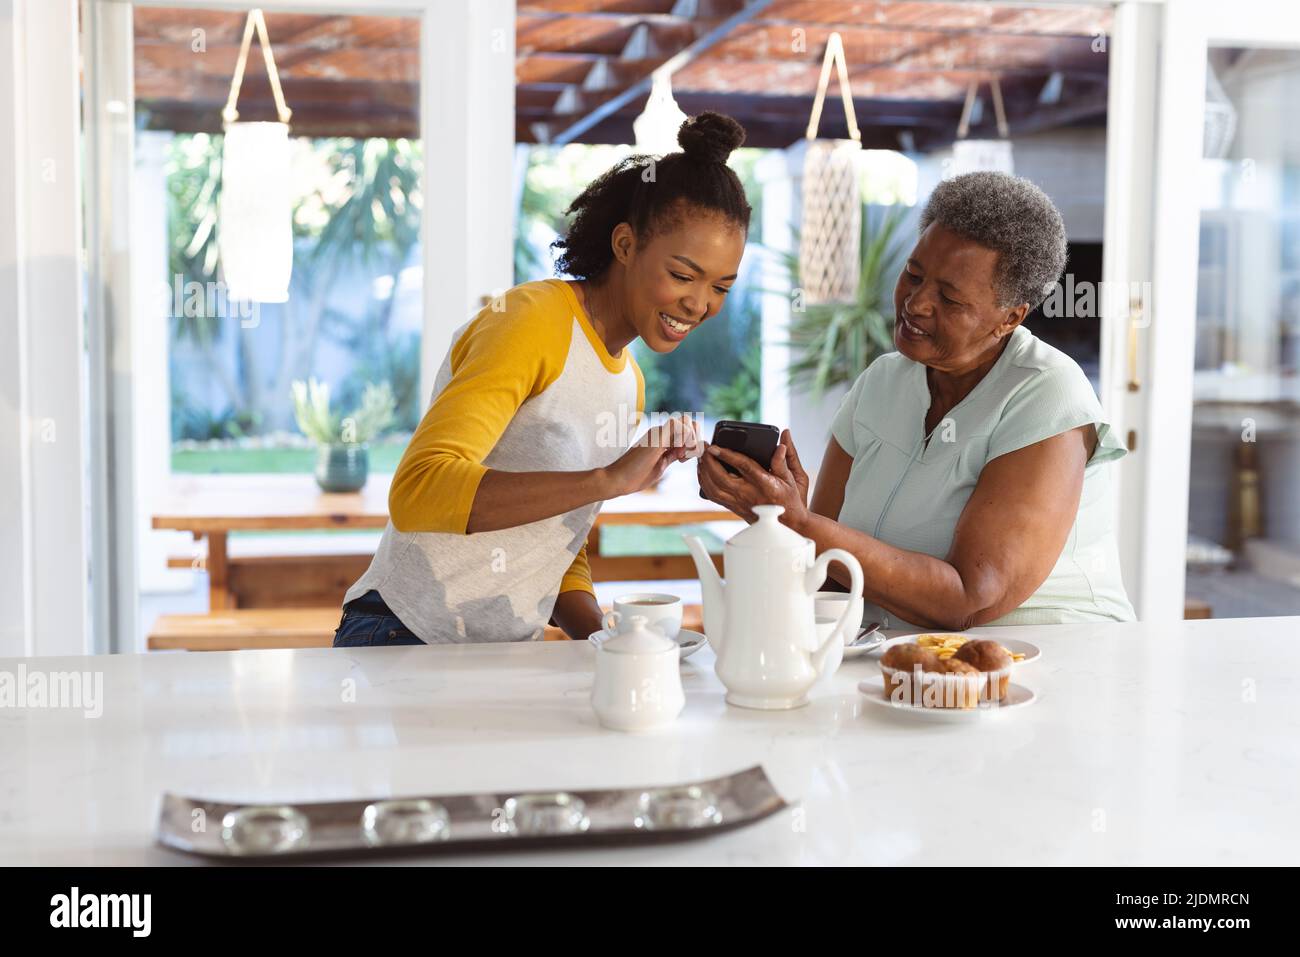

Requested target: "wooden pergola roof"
[
  {"left": 133, "top": 9, "right": 420, "bottom": 139},
  {"left": 133, "top": 1, "right": 1111, "bottom": 151}
]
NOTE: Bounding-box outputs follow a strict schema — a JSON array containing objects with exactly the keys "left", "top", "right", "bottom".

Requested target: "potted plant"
[{"left": 292, "top": 378, "right": 395, "bottom": 492}]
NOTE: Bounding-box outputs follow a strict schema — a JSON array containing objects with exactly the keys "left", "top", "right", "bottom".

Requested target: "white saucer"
[
  {"left": 870, "top": 633, "right": 1041, "bottom": 665},
  {"left": 857, "top": 675, "right": 1036, "bottom": 720},
  {"left": 587, "top": 628, "right": 707, "bottom": 660},
  {"left": 842, "top": 635, "right": 886, "bottom": 659}
]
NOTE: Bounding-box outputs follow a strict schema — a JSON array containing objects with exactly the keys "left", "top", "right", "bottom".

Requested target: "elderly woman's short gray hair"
[{"left": 919, "top": 171, "right": 1067, "bottom": 309}]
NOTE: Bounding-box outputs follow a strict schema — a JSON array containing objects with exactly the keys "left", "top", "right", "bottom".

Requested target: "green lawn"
[
  {"left": 172, "top": 445, "right": 406, "bottom": 474},
  {"left": 599, "top": 524, "right": 723, "bottom": 555}
]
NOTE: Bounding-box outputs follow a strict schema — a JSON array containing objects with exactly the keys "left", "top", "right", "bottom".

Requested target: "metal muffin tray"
[{"left": 156, "top": 765, "right": 787, "bottom": 861}]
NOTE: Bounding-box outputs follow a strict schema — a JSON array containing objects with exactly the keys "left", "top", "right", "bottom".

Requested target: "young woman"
[{"left": 334, "top": 111, "right": 751, "bottom": 647}]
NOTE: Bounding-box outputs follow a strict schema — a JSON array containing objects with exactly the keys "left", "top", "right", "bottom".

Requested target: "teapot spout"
[{"left": 683, "top": 535, "right": 725, "bottom": 649}]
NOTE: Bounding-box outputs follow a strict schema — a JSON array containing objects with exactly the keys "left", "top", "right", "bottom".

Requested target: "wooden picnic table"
[{"left": 152, "top": 473, "right": 731, "bottom": 610}]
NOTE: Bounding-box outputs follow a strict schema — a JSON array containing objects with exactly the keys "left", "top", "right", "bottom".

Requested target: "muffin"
[
  {"left": 953, "top": 639, "right": 1013, "bottom": 701},
  {"left": 880, "top": 645, "right": 940, "bottom": 706},
  {"left": 880, "top": 644, "right": 981, "bottom": 709},
  {"left": 936, "top": 658, "right": 981, "bottom": 710},
  {"left": 881, "top": 644, "right": 941, "bottom": 672}
]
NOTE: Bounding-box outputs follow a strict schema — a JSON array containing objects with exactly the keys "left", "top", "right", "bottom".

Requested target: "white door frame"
[
  {"left": 1123, "top": 0, "right": 1300, "bottom": 621},
  {"left": 1099, "top": 0, "right": 1161, "bottom": 619},
  {"left": 0, "top": 0, "right": 88, "bottom": 658}
]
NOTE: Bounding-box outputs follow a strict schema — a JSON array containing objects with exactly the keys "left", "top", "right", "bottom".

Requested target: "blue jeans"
[{"left": 332, "top": 590, "right": 426, "bottom": 647}]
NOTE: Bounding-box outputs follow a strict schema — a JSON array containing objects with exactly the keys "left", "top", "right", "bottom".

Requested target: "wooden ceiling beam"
[
  {"left": 133, "top": 42, "right": 418, "bottom": 84},
  {"left": 131, "top": 10, "right": 418, "bottom": 48},
  {"left": 698, "top": 26, "right": 1106, "bottom": 74},
  {"left": 519, "top": 113, "right": 918, "bottom": 149},
  {"left": 135, "top": 77, "right": 419, "bottom": 121},
  {"left": 518, "top": 18, "right": 701, "bottom": 57},
  {"left": 757, "top": 1, "right": 1111, "bottom": 38},
  {"left": 518, "top": 51, "right": 1105, "bottom": 79},
  {"left": 519, "top": 0, "right": 683, "bottom": 17},
  {"left": 550, "top": 0, "right": 776, "bottom": 144},
  {"left": 143, "top": 104, "right": 417, "bottom": 140}
]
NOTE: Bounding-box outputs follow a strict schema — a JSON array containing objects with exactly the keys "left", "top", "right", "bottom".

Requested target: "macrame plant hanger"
[
  {"left": 799, "top": 31, "right": 862, "bottom": 306},
  {"left": 217, "top": 9, "right": 295, "bottom": 303},
  {"left": 951, "top": 75, "right": 1015, "bottom": 175}
]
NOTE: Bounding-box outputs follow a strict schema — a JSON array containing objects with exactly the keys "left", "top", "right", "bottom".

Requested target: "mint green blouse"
[{"left": 829, "top": 326, "right": 1135, "bottom": 629}]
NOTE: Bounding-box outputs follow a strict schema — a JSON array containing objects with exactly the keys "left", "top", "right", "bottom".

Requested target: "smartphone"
[{"left": 700, "top": 420, "right": 781, "bottom": 498}]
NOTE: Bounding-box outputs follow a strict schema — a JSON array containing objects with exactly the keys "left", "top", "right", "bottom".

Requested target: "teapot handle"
[{"left": 806, "top": 548, "right": 864, "bottom": 675}]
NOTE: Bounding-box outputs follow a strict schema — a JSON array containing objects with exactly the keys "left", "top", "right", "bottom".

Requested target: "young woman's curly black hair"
[{"left": 551, "top": 111, "right": 752, "bottom": 281}]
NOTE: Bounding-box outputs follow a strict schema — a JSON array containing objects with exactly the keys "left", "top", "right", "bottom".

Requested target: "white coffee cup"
[
  {"left": 813, "top": 591, "right": 865, "bottom": 646},
  {"left": 603, "top": 593, "right": 682, "bottom": 640}
]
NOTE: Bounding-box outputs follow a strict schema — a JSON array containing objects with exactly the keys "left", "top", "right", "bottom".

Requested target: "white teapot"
[
  {"left": 591, "top": 615, "right": 684, "bottom": 732},
  {"left": 684, "top": 505, "right": 864, "bottom": 710}
]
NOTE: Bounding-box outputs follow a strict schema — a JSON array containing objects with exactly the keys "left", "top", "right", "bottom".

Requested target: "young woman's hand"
[
  {"left": 698, "top": 429, "right": 810, "bottom": 528},
  {"left": 603, "top": 413, "right": 702, "bottom": 497}
]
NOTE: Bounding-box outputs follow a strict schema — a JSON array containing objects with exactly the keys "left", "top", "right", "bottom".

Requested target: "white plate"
[
  {"left": 587, "top": 628, "right": 707, "bottom": 660},
  {"left": 869, "top": 633, "right": 1040, "bottom": 665},
  {"left": 857, "top": 675, "right": 1036, "bottom": 720}
]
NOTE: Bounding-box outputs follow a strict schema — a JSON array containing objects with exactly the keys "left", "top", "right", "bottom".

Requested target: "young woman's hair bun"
[
  {"left": 677, "top": 111, "right": 746, "bottom": 165},
  {"left": 551, "top": 110, "right": 751, "bottom": 280}
]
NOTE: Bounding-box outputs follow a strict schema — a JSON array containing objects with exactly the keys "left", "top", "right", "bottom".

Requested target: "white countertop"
[{"left": 3, "top": 617, "right": 1298, "bottom": 865}]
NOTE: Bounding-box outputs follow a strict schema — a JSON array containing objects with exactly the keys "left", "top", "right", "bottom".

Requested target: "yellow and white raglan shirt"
[{"left": 344, "top": 279, "right": 644, "bottom": 643}]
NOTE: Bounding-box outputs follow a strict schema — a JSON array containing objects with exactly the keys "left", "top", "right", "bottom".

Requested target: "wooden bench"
[
  {"left": 148, "top": 608, "right": 343, "bottom": 651},
  {"left": 166, "top": 529, "right": 725, "bottom": 611},
  {"left": 167, "top": 533, "right": 380, "bottom": 609},
  {"left": 148, "top": 604, "right": 706, "bottom": 651}
]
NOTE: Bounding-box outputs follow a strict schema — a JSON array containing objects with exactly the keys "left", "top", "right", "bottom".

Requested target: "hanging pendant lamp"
[
  {"left": 217, "top": 9, "right": 294, "bottom": 303},
  {"left": 634, "top": 71, "right": 690, "bottom": 156},
  {"left": 950, "top": 76, "right": 1015, "bottom": 176}
]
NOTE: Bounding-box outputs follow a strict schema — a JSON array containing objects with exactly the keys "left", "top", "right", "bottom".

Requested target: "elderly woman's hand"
[{"left": 698, "top": 429, "right": 810, "bottom": 528}]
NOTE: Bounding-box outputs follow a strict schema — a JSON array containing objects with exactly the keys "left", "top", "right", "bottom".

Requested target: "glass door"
[
  {"left": 1137, "top": 0, "right": 1300, "bottom": 620},
  {"left": 1185, "top": 43, "right": 1300, "bottom": 618}
]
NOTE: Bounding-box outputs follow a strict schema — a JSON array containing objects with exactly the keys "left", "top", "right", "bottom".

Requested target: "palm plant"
[
  {"left": 704, "top": 342, "right": 763, "bottom": 421},
  {"left": 165, "top": 134, "right": 248, "bottom": 415},
  {"left": 166, "top": 134, "right": 423, "bottom": 439},
  {"left": 309, "top": 138, "right": 422, "bottom": 278},
  {"left": 300, "top": 138, "right": 422, "bottom": 431},
  {"left": 779, "top": 205, "right": 911, "bottom": 397}
]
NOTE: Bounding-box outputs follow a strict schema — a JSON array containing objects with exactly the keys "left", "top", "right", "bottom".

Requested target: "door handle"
[{"left": 1126, "top": 289, "right": 1144, "bottom": 393}]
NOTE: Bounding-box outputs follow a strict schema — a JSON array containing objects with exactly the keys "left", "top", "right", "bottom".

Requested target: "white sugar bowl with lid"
[{"left": 591, "top": 615, "right": 685, "bottom": 732}]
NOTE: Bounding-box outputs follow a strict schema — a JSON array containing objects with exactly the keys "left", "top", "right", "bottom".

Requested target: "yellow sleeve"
[
  {"left": 388, "top": 288, "right": 571, "bottom": 533},
  {"left": 558, "top": 541, "right": 595, "bottom": 597},
  {"left": 630, "top": 354, "right": 646, "bottom": 423}
]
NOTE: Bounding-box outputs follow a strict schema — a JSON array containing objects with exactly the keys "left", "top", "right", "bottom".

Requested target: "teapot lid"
[
  {"left": 600, "top": 616, "right": 676, "bottom": 655},
  {"left": 728, "top": 505, "right": 808, "bottom": 550}
]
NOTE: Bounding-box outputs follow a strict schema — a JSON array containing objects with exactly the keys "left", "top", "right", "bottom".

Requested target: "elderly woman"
[{"left": 699, "top": 171, "right": 1135, "bottom": 631}]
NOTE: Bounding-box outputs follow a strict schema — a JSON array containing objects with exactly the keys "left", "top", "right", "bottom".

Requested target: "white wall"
[
  {"left": 0, "top": 0, "right": 89, "bottom": 657},
  {"left": 0, "top": 0, "right": 33, "bottom": 658},
  {"left": 420, "top": 0, "right": 517, "bottom": 396},
  {"left": 134, "top": 132, "right": 189, "bottom": 596}
]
